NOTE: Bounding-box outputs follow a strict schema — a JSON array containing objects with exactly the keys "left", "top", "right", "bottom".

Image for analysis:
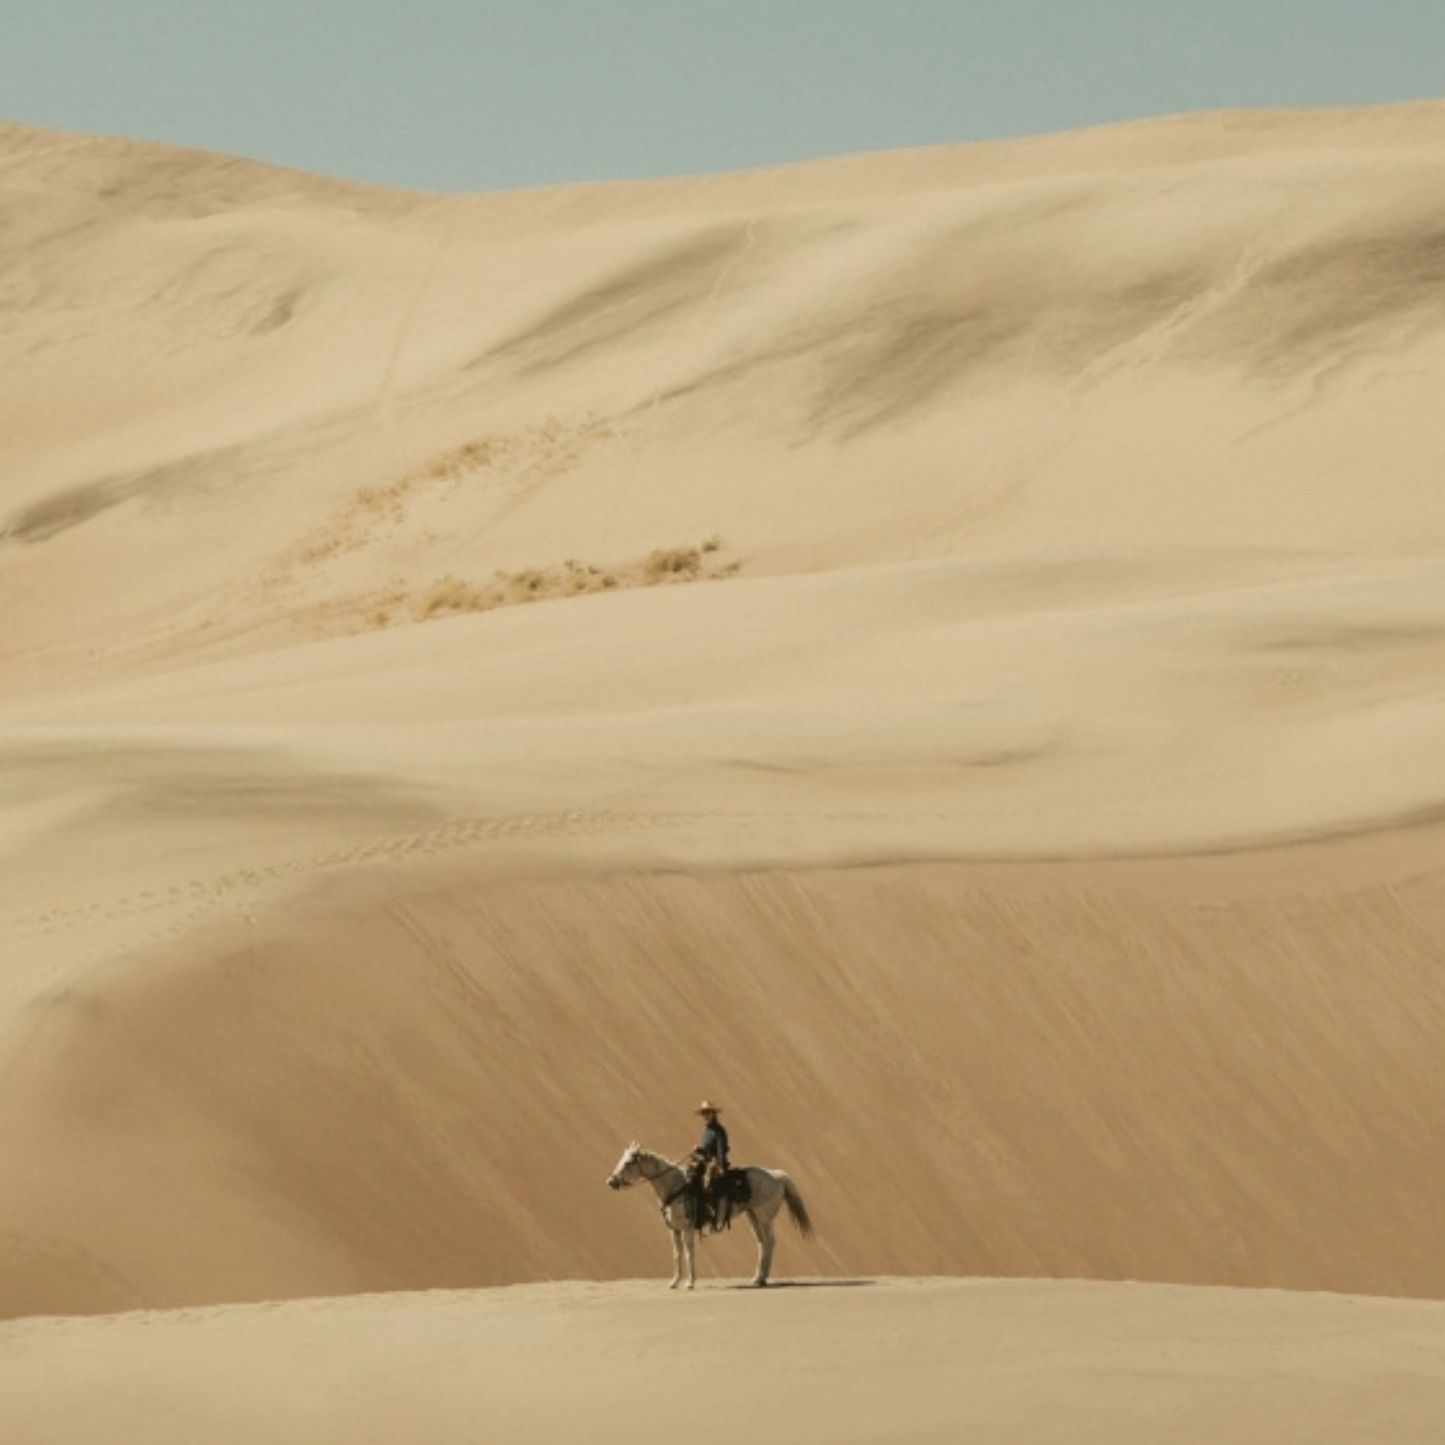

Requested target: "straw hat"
[{"left": 695, "top": 1101, "right": 722, "bottom": 1115}]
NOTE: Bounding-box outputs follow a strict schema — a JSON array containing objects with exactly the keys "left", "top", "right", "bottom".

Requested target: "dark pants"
[{"left": 688, "top": 1154, "right": 724, "bottom": 1228}]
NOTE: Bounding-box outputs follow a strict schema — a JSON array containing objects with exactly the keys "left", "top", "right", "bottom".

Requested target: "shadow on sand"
[{"left": 726, "top": 1278, "right": 875, "bottom": 1291}]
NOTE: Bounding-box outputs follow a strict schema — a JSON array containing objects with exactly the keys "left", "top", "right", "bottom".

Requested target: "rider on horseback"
[{"left": 687, "top": 1101, "right": 729, "bottom": 1229}]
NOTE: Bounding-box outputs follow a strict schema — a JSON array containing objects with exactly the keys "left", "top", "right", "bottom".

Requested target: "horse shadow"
[{"left": 724, "top": 1278, "right": 876, "bottom": 1291}]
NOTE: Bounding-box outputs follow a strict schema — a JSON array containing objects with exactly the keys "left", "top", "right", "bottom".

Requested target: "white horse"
[{"left": 607, "top": 1142, "right": 813, "bottom": 1289}]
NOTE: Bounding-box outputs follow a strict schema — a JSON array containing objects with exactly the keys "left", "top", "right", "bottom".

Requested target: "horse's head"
[{"left": 607, "top": 1141, "right": 643, "bottom": 1190}]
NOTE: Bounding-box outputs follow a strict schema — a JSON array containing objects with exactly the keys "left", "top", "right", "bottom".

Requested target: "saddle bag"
[{"left": 723, "top": 1168, "right": 751, "bottom": 1205}]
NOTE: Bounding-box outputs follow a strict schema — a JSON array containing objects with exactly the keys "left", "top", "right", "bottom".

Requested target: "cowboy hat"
[{"left": 695, "top": 1101, "right": 722, "bottom": 1115}]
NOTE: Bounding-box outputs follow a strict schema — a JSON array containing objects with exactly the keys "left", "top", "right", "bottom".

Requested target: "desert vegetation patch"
[
  {"left": 396, "top": 536, "right": 740, "bottom": 626},
  {"left": 254, "top": 415, "right": 741, "bottom": 640},
  {"left": 271, "top": 415, "right": 617, "bottom": 578},
  {"left": 300, "top": 537, "right": 741, "bottom": 636}
]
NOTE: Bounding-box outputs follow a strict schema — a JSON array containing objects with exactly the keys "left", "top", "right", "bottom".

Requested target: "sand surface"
[
  {"left": 3, "top": 99, "right": 1445, "bottom": 1436},
  {"left": 6, "top": 1278, "right": 1445, "bottom": 1445}
]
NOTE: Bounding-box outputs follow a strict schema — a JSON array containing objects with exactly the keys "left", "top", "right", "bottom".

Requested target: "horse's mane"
[{"left": 634, "top": 1145, "right": 684, "bottom": 1170}]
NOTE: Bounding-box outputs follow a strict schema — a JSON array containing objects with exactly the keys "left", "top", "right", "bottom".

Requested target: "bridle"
[
  {"left": 610, "top": 1147, "right": 709, "bottom": 1230},
  {"left": 612, "top": 1149, "right": 674, "bottom": 1189}
]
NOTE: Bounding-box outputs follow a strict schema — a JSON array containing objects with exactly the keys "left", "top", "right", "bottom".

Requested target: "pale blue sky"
[{"left": 2, "top": 1, "right": 1441, "bottom": 192}]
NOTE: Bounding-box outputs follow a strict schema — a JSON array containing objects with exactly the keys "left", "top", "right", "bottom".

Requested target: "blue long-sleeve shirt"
[{"left": 697, "top": 1119, "right": 730, "bottom": 1170}]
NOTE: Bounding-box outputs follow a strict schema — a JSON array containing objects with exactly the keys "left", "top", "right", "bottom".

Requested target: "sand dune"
[
  {"left": 3, "top": 100, "right": 1445, "bottom": 1435},
  {"left": 6, "top": 1278, "right": 1445, "bottom": 1445},
  {"left": 6, "top": 856, "right": 1445, "bottom": 1320}
]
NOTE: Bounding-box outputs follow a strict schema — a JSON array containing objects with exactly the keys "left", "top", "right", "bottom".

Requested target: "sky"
[{"left": 2, "top": 1, "right": 1442, "bottom": 193}]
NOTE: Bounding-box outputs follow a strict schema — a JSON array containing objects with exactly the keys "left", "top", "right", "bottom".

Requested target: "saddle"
[
  {"left": 688, "top": 1166, "right": 751, "bottom": 1233},
  {"left": 721, "top": 1168, "right": 751, "bottom": 1206}
]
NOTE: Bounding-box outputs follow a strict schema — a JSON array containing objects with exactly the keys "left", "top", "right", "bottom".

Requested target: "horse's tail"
[{"left": 779, "top": 1172, "right": 814, "bottom": 1238}]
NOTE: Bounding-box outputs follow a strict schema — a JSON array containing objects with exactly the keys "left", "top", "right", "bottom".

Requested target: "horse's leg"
[
  {"left": 682, "top": 1224, "right": 697, "bottom": 1290},
  {"left": 746, "top": 1209, "right": 775, "bottom": 1287},
  {"left": 669, "top": 1226, "right": 684, "bottom": 1289}
]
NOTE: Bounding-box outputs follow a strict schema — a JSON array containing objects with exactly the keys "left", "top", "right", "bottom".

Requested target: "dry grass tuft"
[
  {"left": 643, "top": 546, "right": 703, "bottom": 582},
  {"left": 268, "top": 415, "right": 616, "bottom": 587},
  {"left": 403, "top": 538, "right": 742, "bottom": 625},
  {"left": 416, "top": 575, "right": 498, "bottom": 619}
]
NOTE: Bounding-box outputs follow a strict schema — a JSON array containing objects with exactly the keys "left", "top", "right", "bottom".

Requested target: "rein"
[
  {"left": 629, "top": 1152, "right": 694, "bottom": 1220},
  {"left": 630, "top": 1151, "right": 679, "bottom": 1185},
  {"left": 621, "top": 1150, "right": 682, "bottom": 1184}
]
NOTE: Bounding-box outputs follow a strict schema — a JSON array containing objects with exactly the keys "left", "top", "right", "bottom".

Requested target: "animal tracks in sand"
[
  {"left": 3, "top": 808, "right": 670, "bottom": 943},
  {"left": 5, "top": 803, "right": 906, "bottom": 948},
  {"left": 8, "top": 809, "right": 617, "bottom": 942}
]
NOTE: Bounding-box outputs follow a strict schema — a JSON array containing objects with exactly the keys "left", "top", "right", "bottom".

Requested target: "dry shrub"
[
  {"left": 355, "top": 481, "right": 409, "bottom": 515},
  {"left": 419, "top": 436, "right": 505, "bottom": 482},
  {"left": 412, "top": 415, "right": 610, "bottom": 489},
  {"left": 296, "top": 534, "right": 345, "bottom": 566},
  {"left": 395, "top": 536, "right": 739, "bottom": 628},
  {"left": 643, "top": 546, "right": 703, "bottom": 582},
  {"left": 275, "top": 415, "right": 622, "bottom": 594},
  {"left": 416, "top": 575, "right": 497, "bottom": 619}
]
